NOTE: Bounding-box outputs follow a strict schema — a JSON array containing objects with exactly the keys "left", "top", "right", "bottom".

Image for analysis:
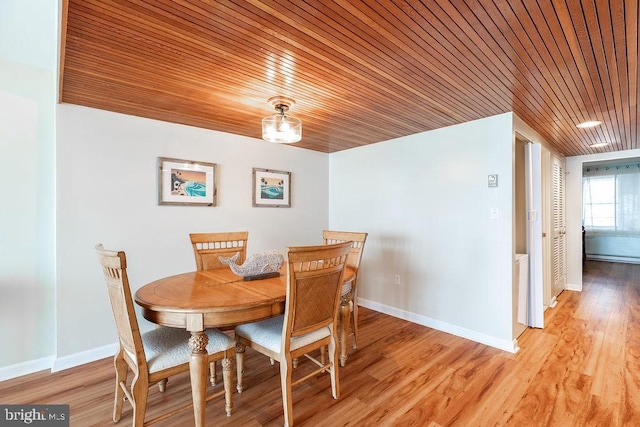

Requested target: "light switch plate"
[{"left": 488, "top": 174, "right": 498, "bottom": 187}]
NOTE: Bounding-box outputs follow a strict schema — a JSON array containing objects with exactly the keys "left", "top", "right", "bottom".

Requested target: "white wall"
[
  {"left": 55, "top": 104, "right": 329, "bottom": 365},
  {"left": 0, "top": 0, "right": 56, "bottom": 70},
  {"left": 329, "top": 113, "right": 516, "bottom": 351},
  {"left": 566, "top": 148, "right": 640, "bottom": 289},
  {"left": 0, "top": 73, "right": 56, "bottom": 370},
  {"left": 0, "top": 0, "right": 57, "bottom": 377}
]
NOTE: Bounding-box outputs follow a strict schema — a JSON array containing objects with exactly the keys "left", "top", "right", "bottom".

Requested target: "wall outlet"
[{"left": 394, "top": 274, "right": 401, "bottom": 285}]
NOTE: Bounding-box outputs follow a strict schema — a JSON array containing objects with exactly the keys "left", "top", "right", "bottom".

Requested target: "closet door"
[{"left": 552, "top": 156, "right": 566, "bottom": 298}]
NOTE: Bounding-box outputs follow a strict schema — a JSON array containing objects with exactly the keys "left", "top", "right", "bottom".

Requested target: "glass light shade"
[
  {"left": 262, "top": 113, "right": 302, "bottom": 143},
  {"left": 576, "top": 120, "right": 602, "bottom": 128}
]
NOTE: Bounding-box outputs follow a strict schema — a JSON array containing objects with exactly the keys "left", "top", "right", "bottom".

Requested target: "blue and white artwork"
[
  {"left": 253, "top": 168, "right": 290, "bottom": 207},
  {"left": 171, "top": 169, "right": 207, "bottom": 197}
]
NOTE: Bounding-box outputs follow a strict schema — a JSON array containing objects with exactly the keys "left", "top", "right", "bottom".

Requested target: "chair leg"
[
  {"left": 280, "top": 355, "right": 294, "bottom": 427},
  {"left": 131, "top": 372, "right": 149, "bottom": 427},
  {"left": 209, "top": 361, "right": 217, "bottom": 386},
  {"left": 113, "top": 354, "right": 128, "bottom": 423},
  {"left": 351, "top": 303, "right": 358, "bottom": 350},
  {"left": 328, "top": 335, "right": 340, "bottom": 399},
  {"left": 351, "top": 283, "right": 359, "bottom": 349},
  {"left": 157, "top": 378, "right": 168, "bottom": 392},
  {"left": 221, "top": 357, "right": 233, "bottom": 417},
  {"left": 236, "top": 343, "right": 245, "bottom": 394},
  {"left": 339, "top": 297, "right": 351, "bottom": 367}
]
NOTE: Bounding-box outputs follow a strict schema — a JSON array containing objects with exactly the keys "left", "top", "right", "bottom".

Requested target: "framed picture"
[
  {"left": 157, "top": 157, "right": 217, "bottom": 206},
  {"left": 253, "top": 168, "right": 291, "bottom": 207}
]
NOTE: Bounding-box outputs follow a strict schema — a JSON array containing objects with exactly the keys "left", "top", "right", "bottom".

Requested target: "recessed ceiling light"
[
  {"left": 576, "top": 120, "right": 602, "bottom": 128},
  {"left": 589, "top": 142, "right": 609, "bottom": 148}
]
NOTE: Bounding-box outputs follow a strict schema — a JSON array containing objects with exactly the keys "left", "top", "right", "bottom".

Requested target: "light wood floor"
[{"left": 1, "top": 260, "right": 638, "bottom": 426}]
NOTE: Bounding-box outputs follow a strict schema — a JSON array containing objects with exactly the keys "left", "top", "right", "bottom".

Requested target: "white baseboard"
[
  {"left": 52, "top": 342, "right": 118, "bottom": 373},
  {"left": 357, "top": 298, "right": 519, "bottom": 353},
  {"left": 565, "top": 283, "right": 582, "bottom": 291},
  {"left": 0, "top": 356, "right": 55, "bottom": 382},
  {"left": 0, "top": 343, "right": 119, "bottom": 382}
]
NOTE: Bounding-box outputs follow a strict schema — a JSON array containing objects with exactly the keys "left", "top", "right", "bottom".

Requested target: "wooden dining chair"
[
  {"left": 323, "top": 230, "right": 368, "bottom": 364},
  {"left": 95, "top": 244, "right": 235, "bottom": 426},
  {"left": 189, "top": 231, "right": 249, "bottom": 271},
  {"left": 234, "top": 242, "right": 352, "bottom": 427},
  {"left": 189, "top": 231, "right": 249, "bottom": 384}
]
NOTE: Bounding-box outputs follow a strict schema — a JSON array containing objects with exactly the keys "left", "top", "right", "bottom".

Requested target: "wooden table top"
[
  {"left": 135, "top": 268, "right": 284, "bottom": 311},
  {"left": 134, "top": 266, "right": 354, "bottom": 330}
]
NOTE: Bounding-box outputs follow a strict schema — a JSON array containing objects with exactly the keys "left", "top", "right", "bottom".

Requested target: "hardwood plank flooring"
[{"left": 1, "top": 260, "right": 638, "bottom": 426}]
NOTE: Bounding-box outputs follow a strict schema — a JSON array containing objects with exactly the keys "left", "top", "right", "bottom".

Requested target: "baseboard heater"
[{"left": 586, "top": 255, "right": 640, "bottom": 265}]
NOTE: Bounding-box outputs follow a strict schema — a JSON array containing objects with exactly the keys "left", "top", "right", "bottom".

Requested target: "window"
[
  {"left": 583, "top": 175, "right": 615, "bottom": 228},
  {"left": 582, "top": 163, "right": 640, "bottom": 234}
]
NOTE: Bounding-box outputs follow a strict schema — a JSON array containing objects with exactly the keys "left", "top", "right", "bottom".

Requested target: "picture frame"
[
  {"left": 252, "top": 168, "right": 291, "bottom": 207},
  {"left": 157, "top": 157, "right": 217, "bottom": 206}
]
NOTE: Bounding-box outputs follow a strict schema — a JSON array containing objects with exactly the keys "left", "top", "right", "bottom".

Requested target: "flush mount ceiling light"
[
  {"left": 576, "top": 120, "right": 602, "bottom": 128},
  {"left": 261, "top": 96, "right": 302, "bottom": 143}
]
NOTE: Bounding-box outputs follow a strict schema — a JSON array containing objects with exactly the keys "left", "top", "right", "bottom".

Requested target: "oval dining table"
[{"left": 134, "top": 265, "right": 354, "bottom": 426}]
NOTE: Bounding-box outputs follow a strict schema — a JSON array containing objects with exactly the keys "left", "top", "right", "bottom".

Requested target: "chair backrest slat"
[
  {"left": 190, "top": 232, "right": 249, "bottom": 271},
  {"left": 322, "top": 230, "right": 368, "bottom": 271}
]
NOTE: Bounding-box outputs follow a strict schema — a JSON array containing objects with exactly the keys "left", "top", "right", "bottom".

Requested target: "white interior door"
[
  {"left": 552, "top": 156, "right": 567, "bottom": 298},
  {"left": 525, "top": 142, "right": 544, "bottom": 328}
]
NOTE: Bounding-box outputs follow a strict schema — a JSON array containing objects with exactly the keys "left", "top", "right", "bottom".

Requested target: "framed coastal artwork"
[
  {"left": 157, "top": 157, "right": 217, "bottom": 206},
  {"left": 252, "top": 168, "right": 291, "bottom": 207}
]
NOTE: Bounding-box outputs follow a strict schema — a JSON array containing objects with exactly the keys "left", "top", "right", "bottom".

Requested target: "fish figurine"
[{"left": 219, "top": 250, "right": 284, "bottom": 279}]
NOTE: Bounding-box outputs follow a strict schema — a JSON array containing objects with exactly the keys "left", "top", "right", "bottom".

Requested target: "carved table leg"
[
  {"left": 221, "top": 357, "right": 233, "bottom": 417},
  {"left": 339, "top": 292, "right": 351, "bottom": 367},
  {"left": 235, "top": 342, "right": 245, "bottom": 393},
  {"left": 189, "top": 330, "right": 208, "bottom": 427}
]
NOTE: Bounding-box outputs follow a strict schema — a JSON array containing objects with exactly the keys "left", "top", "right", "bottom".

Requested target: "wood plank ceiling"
[{"left": 60, "top": 0, "right": 638, "bottom": 155}]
